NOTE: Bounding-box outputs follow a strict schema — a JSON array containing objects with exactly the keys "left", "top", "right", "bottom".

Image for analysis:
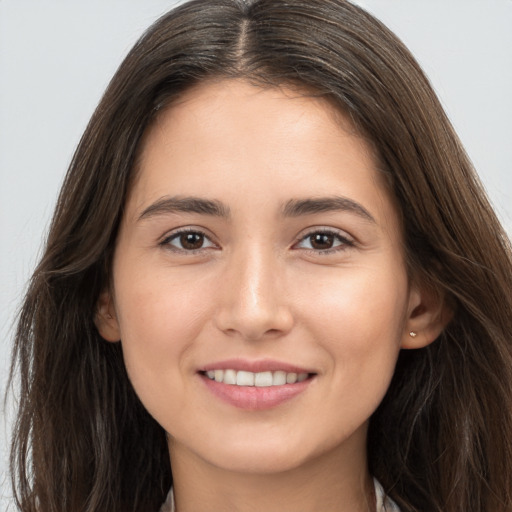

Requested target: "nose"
[{"left": 214, "top": 246, "right": 294, "bottom": 341}]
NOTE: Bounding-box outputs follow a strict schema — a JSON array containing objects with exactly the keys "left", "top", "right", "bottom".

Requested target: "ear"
[
  {"left": 94, "top": 290, "right": 121, "bottom": 342},
  {"left": 401, "top": 281, "right": 453, "bottom": 349}
]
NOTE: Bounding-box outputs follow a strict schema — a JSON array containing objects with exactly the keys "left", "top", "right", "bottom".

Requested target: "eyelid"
[
  {"left": 158, "top": 225, "right": 355, "bottom": 254},
  {"left": 159, "top": 226, "right": 219, "bottom": 252},
  {"left": 292, "top": 227, "right": 355, "bottom": 252}
]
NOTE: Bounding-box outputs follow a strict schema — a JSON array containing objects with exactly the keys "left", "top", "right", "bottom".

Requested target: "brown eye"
[
  {"left": 295, "top": 230, "right": 353, "bottom": 253},
  {"left": 309, "top": 233, "right": 335, "bottom": 250},
  {"left": 180, "top": 232, "right": 205, "bottom": 250},
  {"left": 163, "top": 230, "right": 216, "bottom": 251}
]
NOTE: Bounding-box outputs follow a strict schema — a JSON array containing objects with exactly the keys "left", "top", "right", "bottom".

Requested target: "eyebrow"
[
  {"left": 137, "top": 195, "right": 375, "bottom": 223},
  {"left": 282, "top": 196, "right": 376, "bottom": 223},
  {"left": 138, "top": 196, "right": 231, "bottom": 220}
]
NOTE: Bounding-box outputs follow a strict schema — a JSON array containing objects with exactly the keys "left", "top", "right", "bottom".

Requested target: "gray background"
[{"left": 1, "top": 0, "right": 511, "bottom": 506}]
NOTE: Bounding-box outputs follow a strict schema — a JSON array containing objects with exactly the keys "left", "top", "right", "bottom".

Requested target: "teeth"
[
  {"left": 236, "top": 370, "right": 255, "bottom": 386},
  {"left": 224, "top": 369, "right": 237, "bottom": 385},
  {"left": 255, "top": 371, "right": 272, "bottom": 387},
  {"left": 273, "top": 371, "right": 286, "bottom": 386},
  {"left": 286, "top": 372, "right": 297, "bottom": 384},
  {"left": 204, "top": 369, "right": 311, "bottom": 387}
]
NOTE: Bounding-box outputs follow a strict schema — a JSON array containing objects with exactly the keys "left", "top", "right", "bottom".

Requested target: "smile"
[
  {"left": 204, "top": 369, "right": 310, "bottom": 387},
  {"left": 199, "top": 362, "right": 316, "bottom": 410}
]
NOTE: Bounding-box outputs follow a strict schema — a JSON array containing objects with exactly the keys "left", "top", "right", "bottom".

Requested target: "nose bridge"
[{"left": 215, "top": 241, "right": 293, "bottom": 339}]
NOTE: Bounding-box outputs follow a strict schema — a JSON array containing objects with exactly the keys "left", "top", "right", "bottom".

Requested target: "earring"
[{"left": 409, "top": 331, "right": 417, "bottom": 338}]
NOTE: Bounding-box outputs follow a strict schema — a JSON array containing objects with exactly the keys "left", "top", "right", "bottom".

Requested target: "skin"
[{"left": 96, "top": 79, "right": 444, "bottom": 512}]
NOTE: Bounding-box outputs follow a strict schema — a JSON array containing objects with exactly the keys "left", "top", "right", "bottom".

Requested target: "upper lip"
[{"left": 199, "top": 358, "right": 315, "bottom": 374}]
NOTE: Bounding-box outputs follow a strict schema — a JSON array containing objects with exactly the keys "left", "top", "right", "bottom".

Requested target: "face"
[{"left": 99, "top": 79, "right": 424, "bottom": 476}]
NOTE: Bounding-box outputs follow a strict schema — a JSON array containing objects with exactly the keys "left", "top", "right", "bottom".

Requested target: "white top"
[{"left": 160, "top": 478, "right": 401, "bottom": 511}]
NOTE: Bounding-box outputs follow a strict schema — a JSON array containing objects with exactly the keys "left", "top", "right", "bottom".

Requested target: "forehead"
[
  {"left": 128, "top": 79, "right": 395, "bottom": 226},
  {"left": 144, "top": 79, "right": 365, "bottom": 151},
  {"left": 136, "top": 79, "right": 378, "bottom": 175}
]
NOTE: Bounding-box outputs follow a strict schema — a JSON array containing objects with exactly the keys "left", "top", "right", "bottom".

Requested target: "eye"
[
  {"left": 161, "top": 229, "right": 217, "bottom": 252},
  {"left": 294, "top": 229, "right": 354, "bottom": 252}
]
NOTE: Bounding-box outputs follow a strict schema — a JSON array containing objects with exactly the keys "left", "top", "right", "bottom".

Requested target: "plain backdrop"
[{"left": 1, "top": 0, "right": 511, "bottom": 506}]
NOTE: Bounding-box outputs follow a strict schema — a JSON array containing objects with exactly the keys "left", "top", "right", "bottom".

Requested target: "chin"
[
  {"left": 209, "top": 446, "right": 311, "bottom": 475},
  {"left": 192, "top": 429, "right": 348, "bottom": 476}
]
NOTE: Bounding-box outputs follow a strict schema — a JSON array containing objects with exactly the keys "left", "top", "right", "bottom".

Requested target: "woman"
[{"left": 9, "top": 0, "right": 512, "bottom": 511}]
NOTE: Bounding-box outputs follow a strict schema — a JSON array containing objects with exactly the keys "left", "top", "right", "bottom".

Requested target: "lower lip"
[{"left": 200, "top": 374, "right": 314, "bottom": 410}]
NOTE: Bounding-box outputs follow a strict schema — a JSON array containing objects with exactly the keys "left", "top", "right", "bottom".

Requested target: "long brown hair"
[{"left": 9, "top": 1, "right": 512, "bottom": 510}]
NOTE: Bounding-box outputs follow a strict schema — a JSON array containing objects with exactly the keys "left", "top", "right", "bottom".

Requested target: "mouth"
[
  {"left": 201, "top": 369, "right": 312, "bottom": 387},
  {"left": 198, "top": 361, "right": 317, "bottom": 410}
]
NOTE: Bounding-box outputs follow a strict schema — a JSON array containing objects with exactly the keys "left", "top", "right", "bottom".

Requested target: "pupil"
[
  {"left": 181, "top": 232, "right": 203, "bottom": 250},
  {"left": 311, "top": 233, "right": 333, "bottom": 249}
]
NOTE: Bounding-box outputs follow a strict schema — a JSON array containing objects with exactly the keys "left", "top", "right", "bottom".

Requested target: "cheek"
[
  {"left": 301, "top": 260, "right": 408, "bottom": 331},
  {"left": 112, "top": 267, "right": 212, "bottom": 399},
  {"left": 300, "top": 263, "right": 407, "bottom": 395},
  {"left": 115, "top": 263, "right": 210, "bottom": 339}
]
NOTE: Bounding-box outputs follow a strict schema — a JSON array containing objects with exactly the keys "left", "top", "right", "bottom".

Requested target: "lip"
[
  {"left": 198, "top": 359, "right": 316, "bottom": 410},
  {"left": 199, "top": 358, "right": 314, "bottom": 374}
]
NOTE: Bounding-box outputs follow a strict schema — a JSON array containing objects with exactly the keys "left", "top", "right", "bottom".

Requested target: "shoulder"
[
  {"left": 374, "top": 478, "right": 401, "bottom": 512},
  {"left": 160, "top": 488, "right": 175, "bottom": 512},
  {"left": 160, "top": 480, "right": 400, "bottom": 511}
]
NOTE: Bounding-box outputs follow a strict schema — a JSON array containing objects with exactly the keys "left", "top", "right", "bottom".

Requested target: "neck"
[{"left": 168, "top": 436, "right": 375, "bottom": 512}]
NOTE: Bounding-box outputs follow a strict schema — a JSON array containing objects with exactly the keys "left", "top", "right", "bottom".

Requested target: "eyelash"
[
  {"left": 292, "top": 228, "right": 355, "bottom": 255},
  {"left": 160, "top": 228, "right": 218, "bottom": 253},
  {"left": 159, "top": 228, "right": 355, "bottom": 254}
]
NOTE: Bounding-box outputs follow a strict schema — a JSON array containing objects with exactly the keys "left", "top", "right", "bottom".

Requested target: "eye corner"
[
  {"left": 292, "top": 227, "right": 356, "bottom": 255},
  {"left": 159, "top": 227, "right": 220, "bottom": 253}
]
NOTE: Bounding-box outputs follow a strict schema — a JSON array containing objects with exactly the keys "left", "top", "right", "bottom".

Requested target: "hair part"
[{"left": 9, "top": 1, "right": 512, "bottom": 511}]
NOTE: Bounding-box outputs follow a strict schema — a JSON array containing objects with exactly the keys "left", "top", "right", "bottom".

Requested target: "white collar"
[{"left": 160, "top": 478, "right": 400, "bottom": 511}]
